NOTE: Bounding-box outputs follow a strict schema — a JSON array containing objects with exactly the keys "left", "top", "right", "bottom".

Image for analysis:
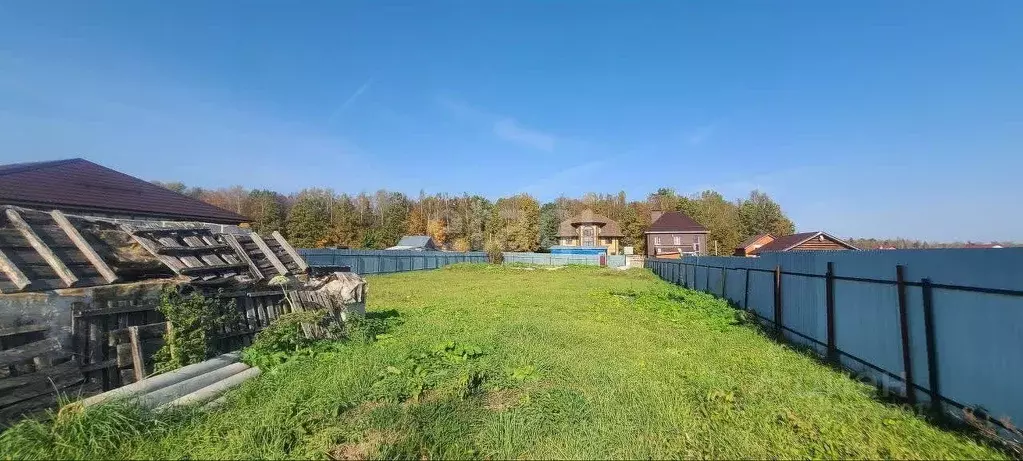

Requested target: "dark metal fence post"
[
  {"left": 705, "top": 266, "right": 711, "bottom": 292},
  {"left": 721, "top": 266, "right": 727, "bottom": 300},
  {"left": 826, "top": 262, "right": 837, "bottom": 365},
  {"left": 896, "top": 264, "right": 916, "bottom": 405},
  {"left": 774, "top": 265, "right": 782, "bottom": 338},
  {"left": 922, "top": 278, "right": 941, "bottom": 417},
  {"left": 743, "top": 268, "right": 750, "bottom": 310}
]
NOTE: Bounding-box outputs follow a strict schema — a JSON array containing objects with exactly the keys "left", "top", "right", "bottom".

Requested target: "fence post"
[
  {"left": 743, "top": 267, "right": 750, "bottom": 310},
  {"left": 705, "top": 266, "right": 711, "bottom": 292},
  {"left": 896, "top": 264, "right": 916, "bottom": 405},
  {"left": 922, "top": 278, "right": 941, "bottom": 417},
  {"left": 826, "top": 262, "right": 837, "bottom": 365},
  {"left": 720, "top": 266, "right": 727, "bottom": 299},
  {"left": 773, "top": 265, "right": 782, "bottom": 339}
]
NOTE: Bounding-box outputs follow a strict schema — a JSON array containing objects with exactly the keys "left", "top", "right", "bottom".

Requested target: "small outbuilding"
[
  {"left": 734, "top": 233, "right": 775, "bottom": 257},
  {"left": 386, "top": 235, "right": 437, "bottom": 251}
]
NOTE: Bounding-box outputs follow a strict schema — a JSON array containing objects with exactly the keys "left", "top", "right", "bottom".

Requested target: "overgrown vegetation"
[
  {"left": 0, "top": 265, "right": 1006, "bottom": 459},
  {"left": 152, "top": 287, "right": 237, "bottom": 373}
]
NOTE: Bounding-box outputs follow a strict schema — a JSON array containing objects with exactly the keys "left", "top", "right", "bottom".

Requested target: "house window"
[
  {"left": 654, "top": 236, "right": 662, "bottom": 246},
  {"left": 673, "top": 235, "right": 681, "bottom": 245},
  {"left": 694, "top": 240, "right": 701, "bottom": 252}
]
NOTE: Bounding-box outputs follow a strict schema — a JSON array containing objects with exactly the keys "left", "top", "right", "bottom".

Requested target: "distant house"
[
  {"left": 386, "top": 235, "right": 437, "bottom": 251},
  {"left": 0, "top": 158, "right": 248, "bottom": 225},
  {"left": 750, "top": 231, "right": 858, "bottom": 255},
  {"left": 734, "top": 233, "right": 775, "bottom": 257},
  {"left": 961, "top": 242, "right": 1005, "bottom": 249},
  {"left": 645, "top": 209, "right": 708, "bottom": 257},
  {"left": 557, "top": 210, "right": 623, "bottom": 255}
]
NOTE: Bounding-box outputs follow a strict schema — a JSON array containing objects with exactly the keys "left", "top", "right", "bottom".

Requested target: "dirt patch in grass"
[
  {"left": 484, "top": 389, "right": 523, "bottom": 412},
  {"left": 329, "top": 429, "right": 400, "bottom": 460}
]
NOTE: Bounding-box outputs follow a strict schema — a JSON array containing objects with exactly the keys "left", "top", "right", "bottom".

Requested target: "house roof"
[
  {"left": 736, "top": 233, "right": 774, "bottom": 250},
  {"left": 752, "top": 231, "right": 858, "bottom": 254},
  {"left": 557, "top": 210, "right": 623, "bottom": 237},
  {"left": 392, "top": 235, "right": 435, "bottom": 249},
  {"left": 0, "top": 158, "right": 248, "bottom": 224},
  {"left": 646, "top": 211, "right": 707, "bottom": 233}
]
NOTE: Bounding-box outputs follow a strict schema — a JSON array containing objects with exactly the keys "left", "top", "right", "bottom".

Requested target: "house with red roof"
[{"left": 745, "top": 231, "right": 858, "bottom": 256}]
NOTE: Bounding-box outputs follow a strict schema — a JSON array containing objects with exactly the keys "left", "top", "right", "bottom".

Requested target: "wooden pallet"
[{"left": 0, "top": 208, "right": 119, "bottom": 293}]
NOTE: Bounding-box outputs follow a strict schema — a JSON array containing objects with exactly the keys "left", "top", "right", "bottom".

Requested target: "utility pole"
[{"left": 714, "top": 240, "right": 719, "bottom": 256}]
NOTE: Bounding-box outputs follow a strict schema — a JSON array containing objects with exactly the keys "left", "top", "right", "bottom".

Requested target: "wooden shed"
[{"left": 0, "top": 205, "right": 310, "bottom": 424}]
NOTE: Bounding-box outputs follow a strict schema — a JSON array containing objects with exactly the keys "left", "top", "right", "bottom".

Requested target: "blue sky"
[{"left": 1, "top": 1, "right": 1021, "bottom": 241}]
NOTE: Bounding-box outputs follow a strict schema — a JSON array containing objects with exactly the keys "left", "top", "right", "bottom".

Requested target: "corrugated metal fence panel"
[
  {"left": 646, "top": 249, "right": 1023, "bottom": 426},
  {"left": 608, "top": 255, "right": 627, "bottom": 268},
  {"left": 503, "top": 252, "right": 601, "bottom": 266},
  {"left": 297, "top": 249, "right": 487, "bottom": 274}
]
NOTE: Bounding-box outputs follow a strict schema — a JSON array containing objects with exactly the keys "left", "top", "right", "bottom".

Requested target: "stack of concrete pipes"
[{"left": 78, "top": 353, "right": 260, "bottom": 410}]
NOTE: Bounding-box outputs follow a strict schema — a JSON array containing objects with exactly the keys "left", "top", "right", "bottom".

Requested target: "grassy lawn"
[{"left": 0, "top": 265, "right": 1003, "bottom": 459}]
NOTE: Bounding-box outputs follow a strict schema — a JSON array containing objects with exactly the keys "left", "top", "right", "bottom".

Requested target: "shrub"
[
  {"left": 452, "top": 237, "right": 471, "bottom": 253},
  {"left": 153, "top": 287, "right": 238, "bottom": 373},
  {"left": 484, "top": 239, "right": 504, "bottom": 264}
]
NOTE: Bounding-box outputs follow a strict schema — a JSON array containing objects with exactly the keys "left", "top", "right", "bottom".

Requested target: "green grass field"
[{"left": 0, "top": 264, "right": 1004, "bottom": 459}]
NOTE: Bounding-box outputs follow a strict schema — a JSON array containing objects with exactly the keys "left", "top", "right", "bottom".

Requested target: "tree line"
[{"left": 152, "top": 181, "right": 795, "bottom": 254}]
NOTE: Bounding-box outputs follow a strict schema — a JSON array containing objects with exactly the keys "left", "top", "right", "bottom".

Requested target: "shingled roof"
[
  {"left": 0, "top": 159, "right": 248, "bottom": 224},
  {"left": 646, "top": 211, "right": 707, "bottom": 233},
  {"left": 557, "top": 210, "right": 623, "bottom": 237},
  {"left": 751, "top": 231, "right": 858, "bottom": 254}
]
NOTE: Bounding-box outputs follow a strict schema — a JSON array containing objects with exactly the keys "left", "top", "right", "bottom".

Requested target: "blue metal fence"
[
  {"left": 647, "top": 249, "right": 1023, "bottom": 429},
  {"left": 299, "top": 249, "right": 487, "bottom": 274},
  {"left": 502, "top": 252, "right": 628, "bottom": 267}
]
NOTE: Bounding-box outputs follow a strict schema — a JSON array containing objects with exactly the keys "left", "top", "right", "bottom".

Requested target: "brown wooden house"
[
  {"left": 645, "top": 210, "right": 708, "bottom": 257},
  {"left": 734, "top": 233, "right": 775, "bottom": 257},
  {"left": 749, "top": 231, "right": 858, "bottom": 255}
]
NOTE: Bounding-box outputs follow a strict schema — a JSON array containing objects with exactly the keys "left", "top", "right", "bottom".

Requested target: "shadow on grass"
[{"left": 710, "top": 295, "right": 1021, "bottom": 455}]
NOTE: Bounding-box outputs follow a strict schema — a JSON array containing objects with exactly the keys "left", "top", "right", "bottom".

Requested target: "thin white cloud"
[
  {"left": 518, "top": 160, "right": 607, "bottom": 197},
  {"left": 437, "top": 95, "right": 559, "bottom": 152},
  {"left": 328, "top": 78, "right": 374, "bottom": 124},
  {"left": 493, "top": 118, "right": 556, "bottom": 152},
  {"left": 686, "top": 124, "right": 716, "bottom": 145}
]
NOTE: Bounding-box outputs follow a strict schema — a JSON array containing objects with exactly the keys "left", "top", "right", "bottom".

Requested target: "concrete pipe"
[
  {"left": 160, "top": 366, "right": 261, "bottom": 410},
  {"left": 138, "top": 362, "right": 250, "bottom": 409},
  {"left": 78, "top": 352, "right": 241, "bottom": 408}
]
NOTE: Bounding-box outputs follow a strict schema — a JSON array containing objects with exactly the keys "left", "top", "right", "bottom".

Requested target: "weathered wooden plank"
[
  {"left": 5, "top": 209, "right": 78, "bottom": 288},
  {"left": 0, "top": 324, "right": 48, "bottom": 338},
  {"left": 0, "top": 247, "right": 30, "bottom": 292},
  {"left": 109, "top": 322, "right": 168, "bottom": 344},
  {"left": 156, "top": 244, "right": 231, "bottom": 255},
  {"left": 179, "top": 263, "right": 248, "bottom": 275},
  {"left": 121, "top": 224, "right": 184, "bottom": 274},
  {"left": 79, "top": 358, "right": 116, "bottom": 373},
  {"left": 127, "top": 326, "right": 145, "bottom": 381},
  {"left": 50, "top": 210, "right": 119, "bottom": 284},
  {"left": 249, "top": 233, "right": 288, "bottom": 275},
  {"left": 75, "top": 302, "right": 159, "bottom": 318},
  {"left": 271, "top": 231, "right": 308, "bottom": 272},
  {"left": 0, "top": 338, "right": 62, "bottom": 368},
  {"left": 222, "top": 233, "right": 263, "bottom": 281},
  {"left": 0, "top": 359, "right": 82, "bottom": 393},
  {"left": 0, "top": 227, "right": 76, "bottom": 248},
  {"left": 133, "top": 226, "right": 207, "bottom": 235},
  {"left": 156, "top": 236, "right": 205, "bottom": 268}
]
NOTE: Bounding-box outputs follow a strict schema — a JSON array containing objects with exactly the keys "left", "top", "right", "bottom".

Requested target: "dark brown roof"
[
  {"left": 752, "top": 231, "right": 858, "bottom": 254},
  {"left": 0, "top": 158, "right": 248, "bottom": 224},
  {"left": 646, "top": 211, "right": 707, "bottom": 233},
  {"left": 557, "top": 209, "right": 623, "bottom": 237},
  {"left": 736, "top": 233, "right": 773, "bottom": 249}
]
